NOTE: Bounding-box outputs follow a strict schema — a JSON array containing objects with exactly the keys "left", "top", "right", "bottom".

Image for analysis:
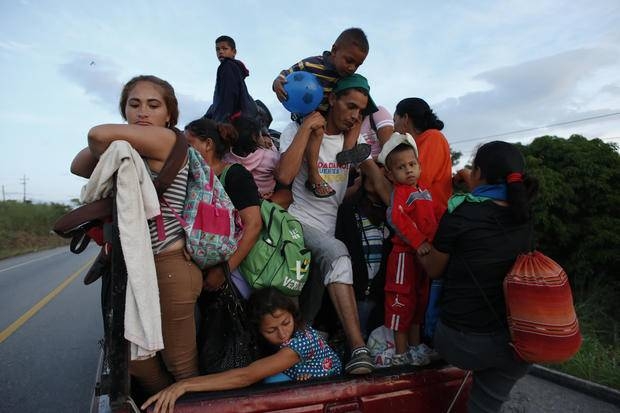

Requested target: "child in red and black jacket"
[{"left": 377, "top": 132, "right": 441, "bottom": 366}]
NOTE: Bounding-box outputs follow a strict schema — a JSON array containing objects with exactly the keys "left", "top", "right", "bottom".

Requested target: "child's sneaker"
[
  {"left": 391, "top": 352, "right": 411, "bottom": 366},
  {"left": 408, "top": 346, "right": 431, "bottom": 366},
  {"left": 336, "top": 143, "right": 371, "bottom": 165},
  {"left": 416, "top": 343, "right": 441, "bottom": 362}
]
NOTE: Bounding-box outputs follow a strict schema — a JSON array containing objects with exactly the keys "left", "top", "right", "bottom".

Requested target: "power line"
[{"left": 450, "top": 112, "right": 620, "bottom": 146}]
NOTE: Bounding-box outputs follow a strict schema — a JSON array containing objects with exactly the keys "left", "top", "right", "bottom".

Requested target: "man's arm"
[
  {"left": 274, "top": 112, "right": 325, "bottom": 185},
  {"left": 359, "top": 159, "right": 391, "bottom": 206}
]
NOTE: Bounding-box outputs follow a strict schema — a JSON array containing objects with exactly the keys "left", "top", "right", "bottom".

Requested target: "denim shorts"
[
  {"left": 301, "top": 223, "right": 352, "bottom": 285},
  {"left": 298, "top": 223, "right": 353, "bottom": 322}
]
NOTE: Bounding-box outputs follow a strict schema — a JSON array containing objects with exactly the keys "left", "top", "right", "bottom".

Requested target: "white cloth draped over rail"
[{"left": 81, "top": 140, "right": 163, "bottom": 360}]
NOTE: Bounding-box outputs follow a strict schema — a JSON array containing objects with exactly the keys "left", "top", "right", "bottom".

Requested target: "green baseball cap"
[{"left": 332, "top": 74, "right": 378, "bottom": 115}]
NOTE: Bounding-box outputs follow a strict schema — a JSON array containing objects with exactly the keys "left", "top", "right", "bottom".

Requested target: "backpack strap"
[
  {"left": 153, "top": 129, "right": 189, "bottom": 241},
  {"left": 153, "top": 128, "right": 188, "bottom": 196},
  {"left": 218, "top": 163, "right": 234, "bottom": 189},
  {"left": 369, "top": 112, "right": 377, "bottom": 133}
]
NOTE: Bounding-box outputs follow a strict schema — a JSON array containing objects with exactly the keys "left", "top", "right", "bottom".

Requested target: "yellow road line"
[{"left": 0, "top": 258, "right": 96, "bottom": 344}]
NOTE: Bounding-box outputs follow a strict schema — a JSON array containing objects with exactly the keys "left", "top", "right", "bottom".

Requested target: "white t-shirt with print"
[{"left": 279, "top": 122, "right": 368, "bottom": 234}]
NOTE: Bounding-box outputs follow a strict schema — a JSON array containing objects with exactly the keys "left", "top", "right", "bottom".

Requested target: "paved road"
[
  {"left": 503, "top": 374, "right": 619, "bottom": 412},
  {"left": 0, "top": 246, "right": 101, "bottom": 413},
  {"left": 0, "top": 247, "right": 618, "bottom": 413}
]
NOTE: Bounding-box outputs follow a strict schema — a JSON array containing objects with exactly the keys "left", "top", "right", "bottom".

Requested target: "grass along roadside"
[
  {"left": 547, "top": 326, "right": 620, "bottom": 390},
  {"left": 0, "top": 232, "right": 68, "bottom": 260},
  {"left": 546, "top": 283, "right": 620, "bottom": 390},
  {"left": 0, "top": 200, "right": 71, "bottom": 260}
]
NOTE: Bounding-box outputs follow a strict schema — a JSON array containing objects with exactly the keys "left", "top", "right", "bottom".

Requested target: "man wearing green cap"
[{"left": 275, "top": 74, "right": 389, "bottom": 375}]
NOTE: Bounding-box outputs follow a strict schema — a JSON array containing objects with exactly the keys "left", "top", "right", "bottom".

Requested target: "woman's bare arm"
[
  {"left": 359, "top": 159, "right": 391, "bottom": 206},
  {"left": 269, "top": 188, "right": 293, "bottom": 210},
  {"left": 142, "top": 347, "right": 300, "bottom": 413},
  {"left": 203, "top": 205, "right": 262, "bottom": 291},
  {"left": 377, "top": 124, "right": 394, "bottom": 146},
  {"left": 87, "top": 124, "right": 176, "bottom": 162},
  {"left": 418, "top": 246, "right": 450, "bottom": 279},
  {"left": 227, "top": 205, "right": 262, "bottom": 271},
  {"left": 70, "top": 147, "right": 99, "bottom": 178}
]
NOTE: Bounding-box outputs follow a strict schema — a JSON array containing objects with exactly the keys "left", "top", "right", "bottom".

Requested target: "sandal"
[
  {"left": 305, "top": 180, "right": 336, "bottom": 198},
  {"left": 336, "top": 143, "right": 371, "bottom": 165}
]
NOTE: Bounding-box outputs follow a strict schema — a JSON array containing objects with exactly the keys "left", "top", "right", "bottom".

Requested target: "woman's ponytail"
[{"left": 474, "top": 141, "right": 538, "bottom": 223}]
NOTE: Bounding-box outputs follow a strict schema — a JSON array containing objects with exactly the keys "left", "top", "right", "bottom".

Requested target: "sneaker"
[
  {"left": 416, "top": 343, "right": 441, "bottom": 361},
  {"left": 408, "top": 346, "right": 431, "bottom": 366},
  {"left": 391, "top": 352, "right": 411, "bottom": 366},
  {"left": 336, "top": 143, "right": 371, "bottom": 165},
  {"left": 345, "top": 346, "right": 375, "bottom": 374}
]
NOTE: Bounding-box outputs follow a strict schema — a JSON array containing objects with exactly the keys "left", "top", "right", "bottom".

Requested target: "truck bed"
[{"left": 94, "top": 360, "right": 470, "bottom": 413}]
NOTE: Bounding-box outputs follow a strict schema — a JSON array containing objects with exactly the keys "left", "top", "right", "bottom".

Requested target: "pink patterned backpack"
[{"left": 163, "top": 148, "right": 243, "bottom": 269}]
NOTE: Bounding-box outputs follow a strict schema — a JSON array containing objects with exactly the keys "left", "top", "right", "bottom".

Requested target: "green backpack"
[{"left": 240, "top": 200, "right": 311, "bottom": 296}]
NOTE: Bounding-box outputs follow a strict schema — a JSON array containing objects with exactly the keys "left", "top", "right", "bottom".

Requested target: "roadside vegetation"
[
  {"left": 1, "top": 135, "right": 617, "bottom": 388},
  {"left": 518, "top": 135, "right": 619, "bottom": 389},
  {"left": 0, "top": 201, "right": 70, "bottom": 259}
]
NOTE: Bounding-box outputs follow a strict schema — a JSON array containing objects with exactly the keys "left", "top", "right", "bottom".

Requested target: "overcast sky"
[{"left": 1, "top": 0, "right": 619, "bottom": 203}]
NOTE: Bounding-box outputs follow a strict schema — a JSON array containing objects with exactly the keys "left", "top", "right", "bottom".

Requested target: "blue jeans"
[{"left": 434, "top": 319, "right": 530, "bottom": 413}]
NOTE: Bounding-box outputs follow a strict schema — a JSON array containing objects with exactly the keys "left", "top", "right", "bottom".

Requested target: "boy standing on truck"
[
  {"left": 204, "top": 35, "right": 257, "bottom": 122},
  {"left": 377, "top": 132, "right": 439, "bottom": 366}
]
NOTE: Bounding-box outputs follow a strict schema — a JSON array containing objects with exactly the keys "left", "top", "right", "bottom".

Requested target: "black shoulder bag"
[{"left": 196, "top": 265, "right": 258, "bottom": 374}]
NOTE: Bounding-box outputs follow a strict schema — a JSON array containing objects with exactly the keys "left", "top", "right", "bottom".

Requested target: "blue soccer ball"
[{"left": 282, "top": 72, "right": 323, "bottom": 116}]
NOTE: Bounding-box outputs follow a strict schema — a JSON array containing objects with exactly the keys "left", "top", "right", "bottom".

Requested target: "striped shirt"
[
  {"left": 279, "top": 51, "right": 340, "bottom": 115},
  {"left": 148, "top": 161, "right": 189, "bottom": 254},
  {"left": 356, "top": 212, "right": 386, "bottom": 279}
]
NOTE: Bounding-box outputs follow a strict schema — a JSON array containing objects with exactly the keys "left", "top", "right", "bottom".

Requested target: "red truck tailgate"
[{"left": 163, "top": 365, "right": 470, "bottom": 413}]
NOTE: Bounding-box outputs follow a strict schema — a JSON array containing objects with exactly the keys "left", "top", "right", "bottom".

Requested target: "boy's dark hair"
[
  {"left": 335, "top": 28, "right": 369, "bottom": 53},
  {"left": 385, "top": 143, "right": 417, "bottom": 170},
  {"left": 473, "top": 141, "right": 539, "bottom": 223},
  {"left": 248, "top": 287, "right": 305, "bottom": 333},
  {"left": 120, "top": 75, "right": 179, "bottom": 127},
  {"left": 215, "top": 35, "right": 236, "bottom": 50},
  {"left": 184, "top": 117, "right": 238, "bottom": 159}
]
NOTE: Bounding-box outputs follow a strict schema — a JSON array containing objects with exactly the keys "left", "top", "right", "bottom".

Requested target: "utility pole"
[
  {"left": 20, "top": 175, "right": 28, "bottom": 202},
  {"left": 2, "top": 185, "right": 5, "bottom": 201}
]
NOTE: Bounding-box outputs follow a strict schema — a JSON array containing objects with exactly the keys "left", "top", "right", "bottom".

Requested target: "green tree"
[{"left": 518, "top": 135, "right": 620, "bottom": 341}]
